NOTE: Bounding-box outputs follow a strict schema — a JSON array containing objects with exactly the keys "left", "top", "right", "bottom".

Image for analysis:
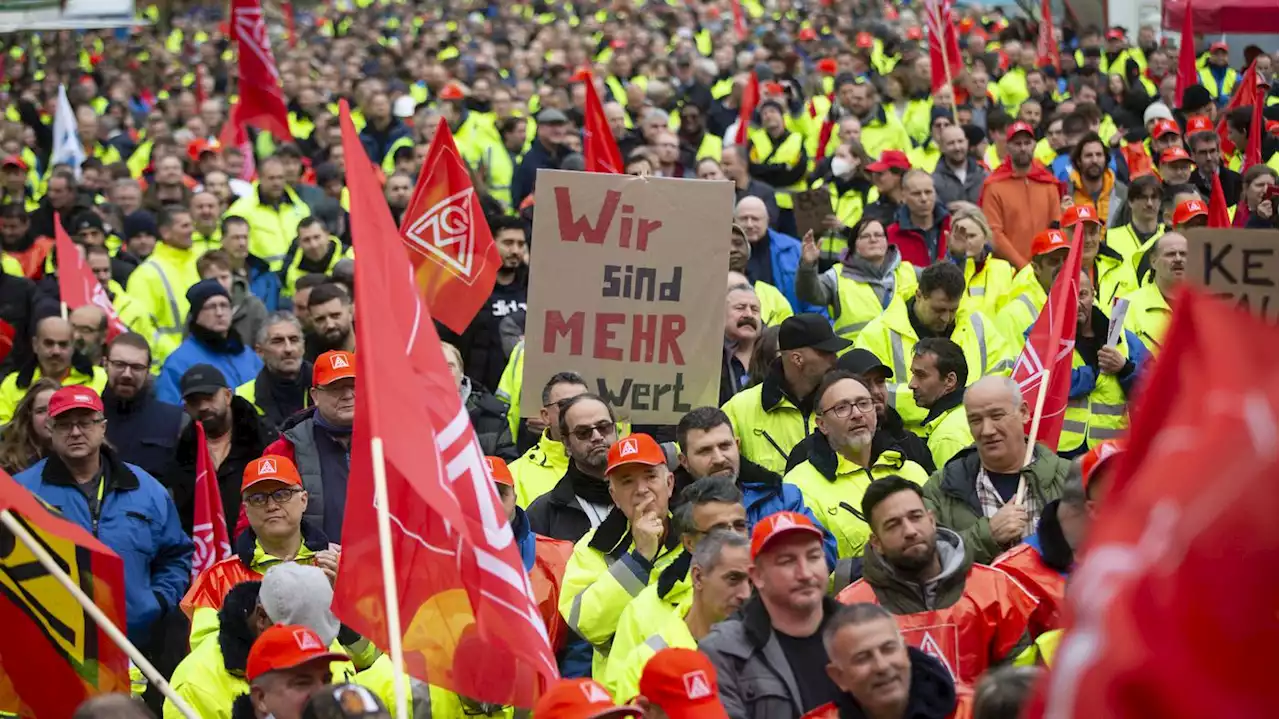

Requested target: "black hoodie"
[{"left": 829, "top": 646, "right": 959, "bottom": 719}]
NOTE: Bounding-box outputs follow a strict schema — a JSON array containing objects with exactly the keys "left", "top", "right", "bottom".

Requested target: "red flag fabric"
[
  {"left": 1037, "top": 0, "right": 1061, "bottom": 71},
  {"left": 397, "top": 117, "right": 500, "bottom": 335},
  {"left": 1174, "top": 7, "right": 1197, "bottom": 111},
  {"left": 332, "top": 100, "right": 558, "bottom": 707},
  {"left": 230, "top": 0, "right": 292, "bottom": 141},
  {"left": 581, "top": 72, "right": 624, "bottom": 174},
  {"left": 1207, "top": 172, "right": 1232, "bottom": 227},
  {"left": 54, "top": 214, "right": 129, "bottom": 340},
  {"left": 282, "top": 0, "right": 298, "bottom": 48},
  {"left": 1025, "top": 289, "right": 1278, "bottom": 719},
  {"left": 730, "top": 0, "right": 747, "bottom": 41},
  {"left": 1216, "top": 59, "right": 1260, "bottom": 156},
  {"left": 1010, "top": 224, "right": 1084, "bottom": 450},
  {"left": 734, "top": 72, "right": 759, "bottom": 146},
  {"left": 190, "top": 420, "right": 232, "bottom": 582},
  {"left": 0, "top": 470, "right": 130, "bottom": 717},
  {"left": 194, "top": 64, "right": 207, "bottom": 109},
  {"left": 1244, "top": 75, "right": 1265, "bottom": 170},
  {"left": 925, "top": 0, "right": 964, "bottom": 94}
]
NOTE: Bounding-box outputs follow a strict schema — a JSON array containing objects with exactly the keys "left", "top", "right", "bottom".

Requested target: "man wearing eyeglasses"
[
  {"left": 782, "top": 370, "right": 930, "bottom": 560},
  {"left": 102, "top": 332, "right": 184, "bottom": 480},
  {"left": 14, "top": 385, "right": 193, "bottom": 647},
  {"left": 154, "top": 278, "right": 263, "bottom": 405},
  {"left": 527, "top": 393, "right": 620, "bottom": 543}
]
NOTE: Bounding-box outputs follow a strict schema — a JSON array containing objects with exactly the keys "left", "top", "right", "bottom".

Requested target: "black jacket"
[
  {"left": 1193, "top": 165, "right": 1243, "bottom": 208},
  {"left": 526, "top": 463, "right": 612, "bottom": 543},
  {"left": 440, "top": 267, "right": 528, "bottom": 393},
  {"left": 102, "top": 384, "right": 185, "bottom": 480},
  {"left": 0, "top": 271, "right": 37, "bottom": 374},
  {"left": 465, "top": 380, "right": 518, "bottom": 462},
  {"left": 162, "top": 396, "right": 274, "bottom": 537},
  {"left": 829, "top": 647, "right": 958, "bottom": 719},
  {"left": 785, "top": 406, "right": 936, "bottom": 475}
]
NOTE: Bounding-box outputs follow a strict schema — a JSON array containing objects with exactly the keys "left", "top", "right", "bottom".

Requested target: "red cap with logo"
[
  {"left": 1160, "top": 147, "right": 1194, "bottom": 164},
  {"left": 48, "top": 386, "right": 104, "bottom": 417},
  {"left": 438, "top": 82, "right": 466, "bottom": 101},
  {"left": 750, "top": 511, "right": 824, "bottom": 559},
  {"left": 2, "top": 154, "right": 28, "bottom": 171},
  {"left": 242, "top": 454, "right": 303, "bottom": 492},
  {"left": 1006, "top": 121, "right": 1036, "bottom": 141},
  {"left": 1172, "top": 198, "right": 1208, "bottom": 225},
  {"left": 1209, "top": 41, "right": 1229, "bottom": 53},
  {"left": 605, "top": 434, "right": 667, "bottom": 476},
  {"left": 1105, "top": 28, "right": 1126, "bottom": 40},
  {"left": 855, "top": 32, "right": 874, "bottom": 49},
  {"left": 1151, "top": 119, "right": 1182, "bottom": 139},
  {"left": 1030, "top": 228, "right": 1071, "bottom": 257},
  {"left": 866, "top": 149, "right": 911, "bottom": 173},
  {"left": 1060, "top": 204, "right": 1101, "bottom": 227},
  {"left": 532, "top": 679, "right": 641, "bottom": 719},
  {"left": 313, "top": 350, "right": 356, "bottom": 387},
  {"left": 638, "top": 648, "right": 730, "bottom": 719},
  {"left": 485, "top": 456, "right": 514, "bottom": 487},
  {"left": 1184, "top": 115, "right": 1214, "bottom": 136},
  {"left": 245, "top": 624, "right": 346, "bottom": 682},
  {"left": 906, "top": 26, "right": 923, "bottom": 41}
]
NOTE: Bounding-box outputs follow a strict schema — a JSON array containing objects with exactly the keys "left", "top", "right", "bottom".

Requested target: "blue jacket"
[
  {"left": 764, "top": 229, "right": 825, "bottom": 316},
  {"left": 15, "top": 450, "right": 192, "bottom": 644},
  {"left": 1066, "top": 330, "right": 1152, "bottom": 400},
  {"left": 245, "top": 255, "right": 282, "bottom": 312},
  {"left": 156, "top": 334, "right": 263, "bottom": 405}
]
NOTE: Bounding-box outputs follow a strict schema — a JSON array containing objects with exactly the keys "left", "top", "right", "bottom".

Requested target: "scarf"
[
  {"left": 566, "top": 461, "right": 613, "bottom": 506},
  {"left": 313, "top": 411, "right": 353, "bottom": 436},
  {"left": 256, "top": 361, "right": 312, "bottom": 428},
  {"left": 189, "top": 323, "right": 247, "bottom": 355}
]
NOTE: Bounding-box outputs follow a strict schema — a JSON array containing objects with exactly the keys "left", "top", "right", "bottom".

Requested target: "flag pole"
[
  {"left": 0, "top": 509, "right": 197, "bottom": 719},
  {"left": 931, "top": 2, "right": 960, "bottom": 124},
  {"left": 1015, "top": 366, "right": 1053, "bottom": 505},
  {"left": 370, "top": 437, "right": 409, "bottom": 719}
]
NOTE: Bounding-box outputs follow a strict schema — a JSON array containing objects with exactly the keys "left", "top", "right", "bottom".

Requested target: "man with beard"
[
  {"left": 236, "top": 313, "right": 312, "bottom": 431},
  {"left": 282, "top": 218, "right": 352, "bottom": 300},
  {"left": 701, "top": 511, "right": 842, "bottom": 717},
  {"left": 721, "top": 282, "right": 763, "bottom": 403},
  {"left": 305, "top": 283, "right": 355, "bottom": 360},
  {"left": 1123, "top": 232, "right": 1186, "bottom": 353},
  {"left": 932, "top": 125, "right": 987, "bottom": 208},
  {"left": 155, "top": 279, "right": 262, "bottom": 404},
  {"left": 103, "top": 333, "right": 183, "bottom": 479},
  {"left": 837, "top": 477, "right": 1037, "bottom": 689},
  {"left": 440, "top": 215, "right": 527, "bottom": 393},
  {"left": 69, "top": 305, "right": 108, "bottom": 365},
  {"left": 979, "top": 122, "right": 1062, "bottom": 267},
  {"left": 527, "top": 393, "right": 620, "bottom": 542},
  {"left": 1186, "top": 115, "right": 1243, "bottom": 207},
  {"left": 165, "top": 364, "right": 272, "bottom": 536},
  {"left": 383, "top": 171, "right": 413, "bottom": 226},
  {"left": 784, "top": 372, "right": 929, "bottom": 561},
  {"left": 1066, "top": 133, "right": 1125, "bottom": 226}
]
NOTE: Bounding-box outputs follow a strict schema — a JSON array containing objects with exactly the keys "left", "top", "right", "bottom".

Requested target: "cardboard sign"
[
  {"left": 1106, "top": 297, "right": 1130, "bottom": 348},
  {"left": 1185, "top": 229, "right": 1277, "bottom": 319},
  {"left": 522, "top": 171, "right": 733, "bottom": 423},
  {"left": 792, "top": 187, "right": 834, "bottom": 242}
]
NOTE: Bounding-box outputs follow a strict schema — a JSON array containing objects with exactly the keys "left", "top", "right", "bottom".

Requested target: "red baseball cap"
[
  {"left": 750, "top": 511, "right": 824, "bottom": 559},
  {"left": 242, "top": 454, "right": 303, "bottom": 492},
  {"left": 1060, "top": 204, "right": 1101, "bottom": 227},
  {"left": 1267, "top": 120, "right": 1279, "bottom": 135},
  {"left": 1184, "top": 115, "right": 1214, "bottom": 136},
  {"left": 245, "top": 624, "right": 346, "bottom": 682},
  {"left": 1105, "top": 28, "right": 1126, "bottom": 41},
  {"left": 797, "top": 27, "right": 817, "bottom": 41},
  {"left": 187, "top": 138, "right": 221, "bottom": 162},
  {"left": 905, "top": 26, "right": 923, "bottom": 41},
  {"left": 866, "top": 149, "right": 911, "bottom": 173},
  {"left": 1030, "top": 228, "right": 1071, "bottom": 257},
  {"left": 1006, "top": 121, "right": 1036, "bottom": 141},
  {"left": 816, "top": 57, "right": 838, "bottom": 74},
  {"left": 1080, "top": 439, "right": 1124, "bottom": 497},
  {"left": 1159, "top": 147, "right": 1194, "bottom": 165},
  {"left": 532, "top": 679, "right": 641, "bottom": 719},
  {"left": 1151, "top": 118, "right": 1182, "bottom": 139},
  {"left": 1, "top": 154, "right": 28, "bottom": 171},
  {"left": 638, "top": 648, "right": 730, "bottom": 719},
  {"left": 48, "top": 386, "right": 104, "bottom": 418},
  {"left": 855, "top": 32, "right": 874, "bottom": 49},
  {"left": 1209, "top": 41, "right": 1229, "bottom": 53},
  {"left": 1172, "top": 198, "right": 1208, "bottom": 225},
  {"left": 485, "top": 456, "right": 514, "bottom": 487},
  {"left": 438, "top": 82, "right": 465, "bottom": 101},
  {"left": 313, "top": 350, "right": 356, "bottom": 387},
  {"left": 605, "top": 434, "right": 667, "bottom": 476}
]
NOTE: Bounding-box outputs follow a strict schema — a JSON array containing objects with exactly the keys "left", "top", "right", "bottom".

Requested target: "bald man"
[
  {"left": 69, "top": 305, "right": 109, "bottom": 364},
  {"left": 0, "top": 316, "right": 109, "bottom": 422},
  {"left": 734, "top": 196, "right": 818, "bottom": 313}
]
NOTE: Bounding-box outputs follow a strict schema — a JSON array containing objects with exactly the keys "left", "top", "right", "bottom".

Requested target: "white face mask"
[{"left": 831, "top": 157, "right": 855, "bottom": 178}]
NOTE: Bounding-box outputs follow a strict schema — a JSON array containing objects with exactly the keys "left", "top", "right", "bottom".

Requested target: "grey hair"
[
  {"left": 255, "top": 311, "right": 303, "bottom": 346},
  {"left": 822, "top": 603, "right": 899, "bottom": 655},
  {"left": 727, "top": 282, "right": 755, "bottom": 295},
  {"left": 696, "top": 58, "right": 717, "bottom": 76},
  {"left": 1060, "top": 462, "right": 1087, "bottom": 509},
  {"left": 643, "top": 108, "right": 670, "bottom": 125},
  {"left": 967, "top": 375, "right": 1023, "bottom": 408},
  {"left": 973, "top": 665, "right": 1044, "bottom": 719},
  {"left": 691, "top": 529, "right": 749, "bottom": 573},
  {"left": 673, "top": 476, "right": 744, "bottom": 537}
]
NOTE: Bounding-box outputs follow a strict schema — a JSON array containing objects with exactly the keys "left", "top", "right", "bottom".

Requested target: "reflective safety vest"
[
  {"left": 1105, "top": 223, "right": 1165, "bottom": 272},
  {"left": 610, "top": 593, "right": 696, "bottom": 703},
  {"left": 828, "top": 262, "right": 918, "bottom": 342},
  {"left": 1199, "top": 65, "right": 1239, "bottom": 101},
  {"left": 1060, "top": 330, "right": 1131, "bottom": 451},
  {"left": 721, "top": 379, "right": 813, "bottom": 475},
  {"left": 478, "top": 143, "right": 519, "bottom": 211},
  {"left": 281, "top": 237, "right": 353, "bottom": 298},
  {"left": 993, "top": 543, "right": 1065, "bottom": 639},
  {"left": 192, "top": 227, "right": 221, "bottom": 256},
  {"left": 603, "top": 574, "right": 691, "bottom": 695},
  {"left": 495, "top": 341, "right": 524, "bottom": 435},
  {"left": 755, "top": 280, "right": 794, "bottom": 327},
  {"left": 809, "top": 178, "right": 879, "bottom": 263},
  {"left": 510, "top": 431, "right": 569, "bottom": 509},
  {"left": 920, "top": 402, "right": 973, "bottom": 470},
  {"left": 223, "top": 186, "right": 312, "bottom": 270},
  {"left": 124, "top": 242, "right": 201, "bottom": 367},
  {"left": 748, "top": 129, "right": 807, "bottom": 210},
  {"left": 784, "top": 449, "right": 929, "bottom": 559},
  {"left": 855, "top": 299, "right": 1014, "bottom": 429},
  {"left": 1014, "top": 628, "right": 1062, "bottom": 667},
  {"left": 956, "top": 255, "right": 1015, "bottom": 326},
  {"left": 0, "top": 365, "right": 107, "bottom": 423},
  {"left": 1092, "top": 251, "right": 1139, "bottom": 308},
  {"left": 908, "top": 143, "right": 942, "bottom": 173},
  {"left": 1122, "top": 283, "right": 1173, "bottom": 354},
  {"left": 995, "top": 267, "right": 1047, "bottom": 346}
]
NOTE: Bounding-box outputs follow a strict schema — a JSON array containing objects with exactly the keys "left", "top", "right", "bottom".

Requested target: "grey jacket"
[
  {"left": 931, "top": 157, "right": 988, "bottom": 208},
  {"left": 795, "top": 245, "right": 911, "bottom": 321},
  {"left": 700, "top": 594, "right": 842, "bottom": 719}
]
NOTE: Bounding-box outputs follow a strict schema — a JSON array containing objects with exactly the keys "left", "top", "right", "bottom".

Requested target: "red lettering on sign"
[
  {"left": 593, "top": 312, "right": 625, "bottom": 360},
  {"left": 630, "top": 314, "right": 656, "bottom": 362},
  {"left": 554, "top": 188, "right": 620, "bottom": 245},
  {"left": 544, "top": 311, "right": 584, "bottom": 355},
  {"left": 660, "top": 314, "right": 686, "bottom": 365}
]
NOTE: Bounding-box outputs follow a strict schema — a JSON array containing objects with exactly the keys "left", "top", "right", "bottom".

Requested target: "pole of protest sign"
[
  {"left": 369, "top": 437, "right": 409, "bottom": 719},
  {"left": 0, "top": 509, "right": 198, "bottom": 719}
]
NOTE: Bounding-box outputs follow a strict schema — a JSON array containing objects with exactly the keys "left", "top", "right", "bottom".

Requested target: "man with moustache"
[
  {"left": 1123, "top": 232, "right": 1187, "bottom": 353},
  {"left": 722, "top": 282, "right": 764, "bottom": 403},
  {"left": 728, "top": 222, "right": 792, "bottom": 327},
  {"left": 1065, "top": 134, "right": 1126, "bottom": 226},
  {"left": 304, "top": 283, "right": 355, "bottom": 361},
  {"left": 103, "top": 332, "right": 184, "bottom": 479},
  {"left": 236, "top": 314, "right": 313, "bottom": 431},
  {"left": 527, "top": 393, "right": 621, "bottom": 542}
]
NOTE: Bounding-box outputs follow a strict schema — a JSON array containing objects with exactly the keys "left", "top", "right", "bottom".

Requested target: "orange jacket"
[
  {"left": 992, "top": 543, "right": 1066, "bottom": 639},
  {"left": 530, "top": 534, "right": 573, "bottom": 654},
  {"left": 978, "top": 160, "right": 1062, "bottom": 269}
]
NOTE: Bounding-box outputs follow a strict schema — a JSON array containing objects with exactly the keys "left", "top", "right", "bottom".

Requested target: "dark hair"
[
  {"left": 814, "top": 369, "right": 870, "bottom": 412},
  {"left": 306, "top": 282, "right": 350, "bottom": 308},
  {"left": 0, "top": 203, "right": 26, "bottom": 220},
  {"left": 294, "top": 273, "right": 331, "bottom": 293},
  {"left": 156, "top": 205, "right": 189, "bottom": 230},
  {"left": 913, "top": 337, "right": 968, "bottom": 388},
  {"left": 84, "top": 243, "right": 112, "bottom": 260},
  {"left": 1069, "top": 132, "right": 1107, "bottom": 172},
  {"left": 673, "top": 476, "right": 744, "bottom": 536},
  {"left": 986, "top": 111, "right": 1012, "bottom": 137},
  {"left": 1242, "top": 163, "right": 1278, "bottom": 189},
  {"left": 540, "top": 371, "right": 588, "bottom": 405},
  {"left": 1228, "top": 106, "right": 1254, "bottom": 134},
  {"left": 1074, "top": 102, "right": 1103, "bottom": 125},
  {"left": 677, "top": 406, "right": 733, "bottom": 450},
  {"left": 973, "top": 666, "right": 1044, "bottom": 719},
  {"left": 556, "top": 392, "right": 616, "bottom": 439},
  {"left": 221, "top": 215, "right": 249, "bottom": 235},
  {"left": 488, "top": 214, "right": 525, "bottom": 236},
  {"left": 296, "top": 216, "right": 325, "bottom": 234},
  {"left": 847, "top": 217, "right": 886, "bottom": 254},
  {"left": 1062, "top": 112, "right": 1089, "bottom": 136},
  {"left": 1128, "top": 173, "right": 1162, "bottom": 200},
  {"left": 822, "top": 603, "right": 897, "bottom": 653},
  {"left": 861, "top": 476, "right": 926, "bottom": 529},
  {"left": 107, "top": 331, "right": 153, "bottom": 365},
  {"left": 918, "top": 262, "right": 965, "bottom": 300}
]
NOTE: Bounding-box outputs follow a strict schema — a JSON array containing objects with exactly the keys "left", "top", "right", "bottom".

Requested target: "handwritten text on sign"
[
  {"left": 1185, "top": 228, "right": 1277, "bottom": 319},
  {"left": 523, "top": 171, "right": 732, "bottom": 423}
]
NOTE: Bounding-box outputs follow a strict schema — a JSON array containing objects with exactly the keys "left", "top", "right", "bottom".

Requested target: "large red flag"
[
  {"left": 925, "top": 0, "right": 964, "bottom": 94},
  {"left": 1207, "top": 172, "right": 1232, "bottom": 227},
  {"left": 1216, "top": 59, "right": 1261, "bottom": 156},
  {"left": 734, "top": 72, "right": 759, "bottom": 146},
  {"left": 581, "top": 72, "right": 623, "bottom": 174},
  {"left": 230, "top": 0, "right": 292, "bottom": 141},
  {"left": 0, "top": 470, "right": 130, "bottom": 717},
  {"left": 1174, "top": 5, "right": 1197, "bottom": 111},
  {"left": 1037, "top": 0, "right": 1061, "bottom": 72},
  {"left": 54, "top": 214, "right": 129, "bottom": 340},
  {"left": 1010, "top": 224, "right": 1084, "bottom": 450},
  {"left": 332, "top": 100, "right": 558, "bottom": 708},
  {"left": 398, "top": 117, "right": 500, "bottom": 335},
  {"left": 190, "top": 420, "right": 232, "bottom": 582},
  {"left": 730, "top": 0, "right": 748, "bottom": 41},
  {"left": 1025, "top": 289, "right": 1278, "bottom": 719}
]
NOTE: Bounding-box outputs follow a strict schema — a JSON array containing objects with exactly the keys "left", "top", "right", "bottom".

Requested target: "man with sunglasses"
[
  {"left": 527, "top": 393, "right": 621, "bottom": 543},
  {"left": 15, "top": 386, "right": 192, "bottom": 647}
]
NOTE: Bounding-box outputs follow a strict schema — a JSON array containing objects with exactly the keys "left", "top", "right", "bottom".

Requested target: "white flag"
[{"left": 51, "top": 85, "right": 86, "bottom": 178}]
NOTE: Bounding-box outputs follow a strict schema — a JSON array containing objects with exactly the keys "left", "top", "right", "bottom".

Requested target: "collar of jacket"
[
  {"left": 256, "top": 185, "right": 297, "bottom": 210},
  {"left": 187, "top": 322, "right": 248, "bottom": 355},
  {"left": 861, "top": 527, "right": 972, "bottom": 611},
  {"left": 937, "top": 443, "right": 1055, "bottom": 508},
  {"left": 841, "top": 244, "right": 903, "bottom": 282},
  {"left": 894, "top": 202, "right": 947, "bottom": 234},
  {"left": 671, "top": 456, "right": 784, "bottom": 514},
  {"left": 1095, "top": 241, "right": 1124, "bottom": 266},
  {"left": 531, "top": 430, "right": 568, "bottom": 469},
  {"left": 859, "top": 104, "right": 891, "bottom": 129},
  {"left": 219, "top": 580, "right": 264, "bottom": 676},
  {"left": 15, "top": 352, "right": 96, "bottom": 390},
  {"left": 832, "top": 646, "right": 958, "bottom": 719},
  {"left": 102, "top": 383, "right": 157, "bottom": 416},
  {"left": 906, "top": 298, "right": 955, "bottom": 340},
  {"left": 465, "top": 382, "right": 507, "bottom": 419},
  {"left": 760, "top": 359, "right": 804, "bottom": 413},
  {"left": 939, "top": 155, "right": 982, "bottom": 180},
  {"left": 179, "top": 395, "right": 270, "bottom": 461},
  {"left": 806, "top": 430, "right": 904, "bottom": 482},
  {"left": 656, "top": 551, "right": 692, "bottom": 598},
  {"left": 1033, "top": 498, "right": 1075, "bottom": 572},
  {"left": 42, "top": 445, "right": 138, "bottom": 491},
  {"left": 921, "top": 386, "right": 965, "bottom": 426},
  {"left": 742, "top": 592, "right": 844, "bottom": 650},
  {"left": 588, "top": 505, "right": 682, "bottom": 560},
  {"left": 233, "top": 517, "right": 330, "bottom": 569}
]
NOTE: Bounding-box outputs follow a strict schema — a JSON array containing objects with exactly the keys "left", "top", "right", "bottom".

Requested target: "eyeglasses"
[
  {"left": 569, "top": 421, "right": 615, "bottom": 441},
  {"left": 695, "top": 519, "right": 750, "bottom": 535},
  {"left": 49, "top": 417, "right": 106, "bottom": 433},
  {"left": 819, "top": 398, "right": 876, "bottom": 419},
  {"left": 106, "top": 359, "right": 149, "bottom": 374},
  {"left": 243, "top": 487, "right": 303, "bottom": 507}
]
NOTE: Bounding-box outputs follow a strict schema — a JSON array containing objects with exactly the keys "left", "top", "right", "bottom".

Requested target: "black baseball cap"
[
  {"left": 71, "top": 212, "right": 105, "bottom": 234},
  {"left": 180, "top": 364, "right": 229, "bottom": 398},
  {"left": 837, "top": 348, "right": 893, "bottom": 378},
  {"left": 778, "top": 314, "right": 852, "bottom": 353},
  {"left": 302, "top": 684, "right": 390, "bottom": 719}
]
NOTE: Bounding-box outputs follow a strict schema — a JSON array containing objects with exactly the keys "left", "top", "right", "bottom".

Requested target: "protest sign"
[
  {"left": 522, "top": 170, "right": 732, "bottom": 423},
  {"left": 793, "top": 187, "right": 833, "bottom": 241},
  {"left": 1185, "top": 228, "right": 1277, "bottom": 319}
]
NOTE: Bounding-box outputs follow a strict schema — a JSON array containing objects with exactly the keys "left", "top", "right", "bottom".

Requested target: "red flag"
[
  {"left": 1216, "top": 59, "right": 1260, "bottom": 156},
  {"left": 1037, "top": 0, "right": 1061, "bottom": 72},
  {"left": 190, "top": 420, "right": 232, "bottom": 582},
  {"left": 0, "top": 470, "right": 130, "bottom": 717},
  {"left": 282, "top": 0, "right": 298, "bottom": 48},
  {"left": 925, "top": 0, "right": 964, "bottom": 94},
  {"left": 1025, "top": 289, "right": 1278, "bottom": 719},
  {"left": 730, "top": 0, "right": 747, "bottom": 41},
  {"left": 397, "top": 117, "right": 500, "bottom": 334},
  {"left": 230, "top": 0, "right": 292, "bottom": 141},
  {"left": 814, "top": 98, "right": 837, "bottom": 161},
  {"left": 54, "top": 215, "right": 129, "bottom": 340},
  {"left": 194, "top": 64, "right": 207, "bottom": 109},
  {"left": 333, "top": 100, "right": 558, "bottom": 707},
  {"left": 581, "top": 72, "right": 623, "bottom": 174},
  {"left": 219, "top": 102, "right": 258, "bottom": 181},
  {"left": 1010, "top": 224, "right": 1084, "bottom": 450},
  {"left": 1244, "top": 76, "right": 1265, "bottom": 170},
  {"left": 1174, "top": 6, "right": 1197, "bottom": 111},
  {"left": 734, "top": 72, "right": 759, "bottom": 146},
  {"left": 1207, "top": 172, "right": 1232, "bottom": 227}
]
